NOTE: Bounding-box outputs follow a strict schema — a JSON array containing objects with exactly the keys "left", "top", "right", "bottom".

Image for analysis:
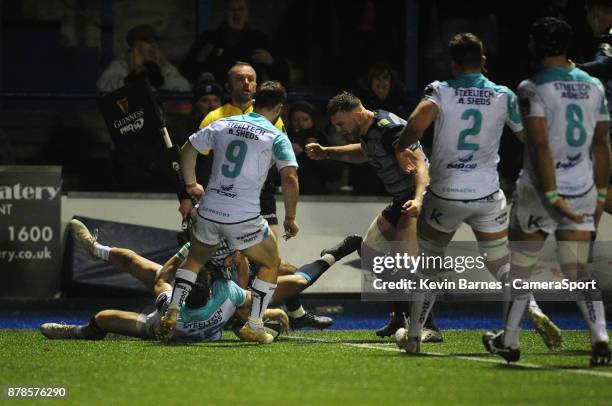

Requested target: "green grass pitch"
[{"left": 2, "top": 329, "right": 611, "bottom": 405}]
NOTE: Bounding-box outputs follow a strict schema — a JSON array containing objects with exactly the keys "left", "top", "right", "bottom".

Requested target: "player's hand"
[
  {"left": 402, "top": 198, "right": 422, "bottom": 217},
  {"left": 224, "top": 251, "right": 242, "bottom": 268},
  {"left": 178, "top": 198, "right": 193, "bottom": 218},
  {"left": 186, "top": 183, "right": 204, "bottom": 201},
  {"left": 264, "top": 308, "right": 289, "bottom": 332},
  {"left": 283, "top": 217, "right": 299, "bottom": 239},
  {"left": 395, "top": 148, "right": 419, "bottom": 174},
  {"left": 252, "top": 49, "right": 274, "bottom": 65},
  {"left": 550, "top": 197, "right": 584, "bottom": 223},
  {"left": 305, "top": 143, "right": 327, "bottom": 160}
]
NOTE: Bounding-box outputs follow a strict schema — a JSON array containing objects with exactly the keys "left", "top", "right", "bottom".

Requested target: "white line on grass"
[{"left": 285, "top": 335, "right": 612, "bottom": 379}]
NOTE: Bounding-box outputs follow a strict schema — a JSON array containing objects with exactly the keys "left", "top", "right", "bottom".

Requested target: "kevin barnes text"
[{"left": 372, "top": 278, "right": 598, "bottom": 293}]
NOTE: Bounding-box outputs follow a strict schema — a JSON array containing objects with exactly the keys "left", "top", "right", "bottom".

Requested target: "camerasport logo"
[
  {"left": 113, "top": 109, "right": 145, "bottom": 135},
  {"left": 0, "top": 184, "right": 60, "bottom": 200}
]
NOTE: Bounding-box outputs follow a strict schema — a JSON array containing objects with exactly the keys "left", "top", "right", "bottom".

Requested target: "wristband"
[
  {"left": 598, "top": 188, "right": 608, "bottom": 202},
  {"left": 185, "top": 181, "right": 198, "bottom": 188},
  {"left": 285, "top": 215, "right": 296, "bottom": 220},
  {"left": 544, "top": 190, "right": 560, "bottom": 204}
]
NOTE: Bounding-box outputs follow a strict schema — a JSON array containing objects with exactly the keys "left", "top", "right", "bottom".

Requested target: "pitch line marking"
[{"left": 285, "top": 335, "right": 612, "bottom": 379}]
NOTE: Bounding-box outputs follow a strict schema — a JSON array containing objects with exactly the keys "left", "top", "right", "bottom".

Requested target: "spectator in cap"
[
  {"left": 191, "top": 74, "right": 224, "bottom": 128},
  {"left": 97, "top": 24, "right": 190, "bottom": 93},
  {"left": 179, "top": 0, "right": 289, "bottom": 85}
]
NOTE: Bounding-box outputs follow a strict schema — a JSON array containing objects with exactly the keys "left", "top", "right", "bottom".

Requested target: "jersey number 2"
[
  {"left": 565, "top": 104, "right": 587, "bottom": 147},
  {"left": 222, "top": 140, "right": 247, "bottom": 178},
  {"left": 457, "top": 109, "right": 481, "bottom": 151}
]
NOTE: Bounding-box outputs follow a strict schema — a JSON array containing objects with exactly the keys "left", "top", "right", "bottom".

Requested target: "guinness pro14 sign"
[{"left": 0, "top": 166, "right": 62, "bottom": 298}]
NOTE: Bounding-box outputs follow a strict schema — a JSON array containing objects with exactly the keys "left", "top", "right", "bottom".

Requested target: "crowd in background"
[{"left": 1, "top": 0, "right": 609, "bottom": 196}]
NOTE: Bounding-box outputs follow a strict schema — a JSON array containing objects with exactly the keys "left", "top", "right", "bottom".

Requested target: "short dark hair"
[
  {"left": 227, "top": 61, "right": 255, "bottom": 81},
  {"left": 184, "top": 271, "right": 211, "bottom": 309},
  {"left": 449, "top": 33, "right": 484, "bottom": 68},
  {"left": 253, "top": 81, "right": 286, "bottom": 110},
  {"left": 326, "top": 91, "right": 362, "bottom": 116},
  {"left": 530, "top": 17, "right": 572, "bottom": 59}
]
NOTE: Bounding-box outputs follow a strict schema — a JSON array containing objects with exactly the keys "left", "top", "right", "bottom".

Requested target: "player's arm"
[
  {"left": 402, "top": 148, "right": 430, "bottom": 217},
  {"left": 225, "top": 251, "right": 250, "bottom": 289},
  {"left": 592, "top": 120, "right": 611, "bottom": 225},
  {"left": 395, "top": 100, "right": 438, "bottom": 172},
  {"left": 305, "top": 142, "right": 369, "bottom": 163},
  {"left": 524, "top": 117, "right": 582, "bottom": 222},
  {"left": 180, "top": 140, "right": 205, "bottom": 200},
  {"left": 396, "top": 100, "right": 438, "bottom": 150},
  {"left": 280, "top": 166, "right": 300, "bottom": 238}
]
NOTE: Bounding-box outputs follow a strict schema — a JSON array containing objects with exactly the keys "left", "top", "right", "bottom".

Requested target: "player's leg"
[
  {"left": 469, "top": 191, "right": 562, "bottom": 351},
  {"left": 271, "top": 234, "right": 362, "bottom": 329},
  {"left": 239, "top": 232, "right": 281, "bottom": 343},
  {"left": 70, "top": 219, "right": 165, "bottom": 292},
  {"left": 158, "top": 238, "right": 217, "bottom": 341},
  {"left": 363, "top": 212, "right": 410, "bottom": 337},
  {"left": 556, "top": 228, "right": 611, "bottom": 366},
  {"left": 40, "top": 309, "right": 146, "bottom": 340},
  {"left": 396, "top": 215, "right": 453, "bottom": 353}
]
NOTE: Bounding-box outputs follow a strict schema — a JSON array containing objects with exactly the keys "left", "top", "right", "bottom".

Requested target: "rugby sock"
[
  {"left": 503, "top": 279, "right": 530, "bottom": 348},
  {"left": 285, "top": 296, "right": 306, "bottom": 318},
  {"left": 93, "top": 243, "right": 111, "bottom": 261},
  {"left": 75, "top": 317, "right": 107, "bottom": 340},
  {"left": 575, "top": 278, "right": 609, "bottom": 344},
  {"left": 527, "top": 295, "right": 542, "bottom": 314},
  {"left": 248, "top": 278, "right": 277, "bottom": 329},
  {"left": 295, "top": 260, "right": 331, "bottom": 287},
  {"left": 168, "top": 268, "right": 197, "bottom": 308},
  {"left": 407, "top": 291, "right": 436, "bottom": 338}
]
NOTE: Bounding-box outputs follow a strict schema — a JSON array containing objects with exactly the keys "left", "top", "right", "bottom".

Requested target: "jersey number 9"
[{"left": 222, "top": 140, "right": 248, "bottom": 178}]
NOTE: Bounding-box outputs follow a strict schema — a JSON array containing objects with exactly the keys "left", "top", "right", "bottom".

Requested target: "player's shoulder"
[
  {"left": 373, "top": 110, "right": 406, "bottom": 131},
  {"left": 424, "top": 80, "right": 446, "bottom": 96}
]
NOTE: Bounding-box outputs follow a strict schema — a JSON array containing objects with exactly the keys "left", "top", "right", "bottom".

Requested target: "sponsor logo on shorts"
[
  {"left": 236, "top": 229, "right": 262, "bottom": 243},
  {"left": 527, "top": 214, "right": 543, "bottom": 229},
  {"left": 442, "top": 186, "right": 476, "bottom": 194},
  {"left": 430, "top": 208, "right": 443, "bottom": 224},
  {"left": 494, "top": 211, "right": 508, "bottom": 224},
  {"left": 555, "top": 153, "right": 582, "bottom": 170}
]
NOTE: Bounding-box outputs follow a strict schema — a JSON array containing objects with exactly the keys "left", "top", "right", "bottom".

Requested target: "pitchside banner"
[
  {"left": 361, "top": 241, "right": 612, "bottom": 301},
  {"left": 0, "top": 166, "right": 62, "bottom": 298}
]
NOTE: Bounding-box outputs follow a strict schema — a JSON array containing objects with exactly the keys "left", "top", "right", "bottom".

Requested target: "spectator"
[
  {"left": 97, "top": 24, "right": 190, "bottom": 93},
  {"left": 179, "top": 0, "right": 289, "bottom": 84},
  {"left": 191, "top": 74, "right": 224, "bottom": 128},
  {"left": 288, "top": 101, "right": 341, "bottom": 194},
  {"left": 355, "top": 63, "right": 413, "bottom": 119}
]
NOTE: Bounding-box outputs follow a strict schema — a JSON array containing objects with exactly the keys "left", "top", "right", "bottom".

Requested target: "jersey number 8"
[{"left": 565, "top": 104, "right": 587, "bottom": 147}]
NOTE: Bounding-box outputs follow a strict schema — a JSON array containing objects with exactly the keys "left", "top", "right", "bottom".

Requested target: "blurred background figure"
[
  {"left": 97, "top": 24, "right": 190, "bottom": 93},
  {"left": 288, "top": 101, "right": 341, "bottom": 194},
  {"left": 179, "top": 0, "right": 289, "bottom": 85},
  {"left": 355, "top": 63, "right": 413, "bottom": 119},
  {"left": 191, "top": 74, "right": 224, "bottom": 128}
]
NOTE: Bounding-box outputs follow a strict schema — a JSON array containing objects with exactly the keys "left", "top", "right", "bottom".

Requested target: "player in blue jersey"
[
  {"left": 305, "top": 92, "right": 440, "bottom": 341},
  {"left": 483, "top": 18, "right": 611, "bottom": 366}
]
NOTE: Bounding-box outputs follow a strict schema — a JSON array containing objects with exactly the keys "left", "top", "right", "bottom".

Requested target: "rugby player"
[
  {"left": 184, "top": 61, "right": 332, "bottom": 330},
  {"left": 159, "top": 81, "right": 299, "bottom": 344},
  {"left": 305, "top": 92, "right": 443, "bottom": 342},
  {"left": 40, "top": 220, "right": 360, "bottom": 341},
  {"left": 393, "top": 33, "right": 560, "bottom": 354},
  {"left": 483, "top": 18, "right": 611, "bottom": 366}
]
